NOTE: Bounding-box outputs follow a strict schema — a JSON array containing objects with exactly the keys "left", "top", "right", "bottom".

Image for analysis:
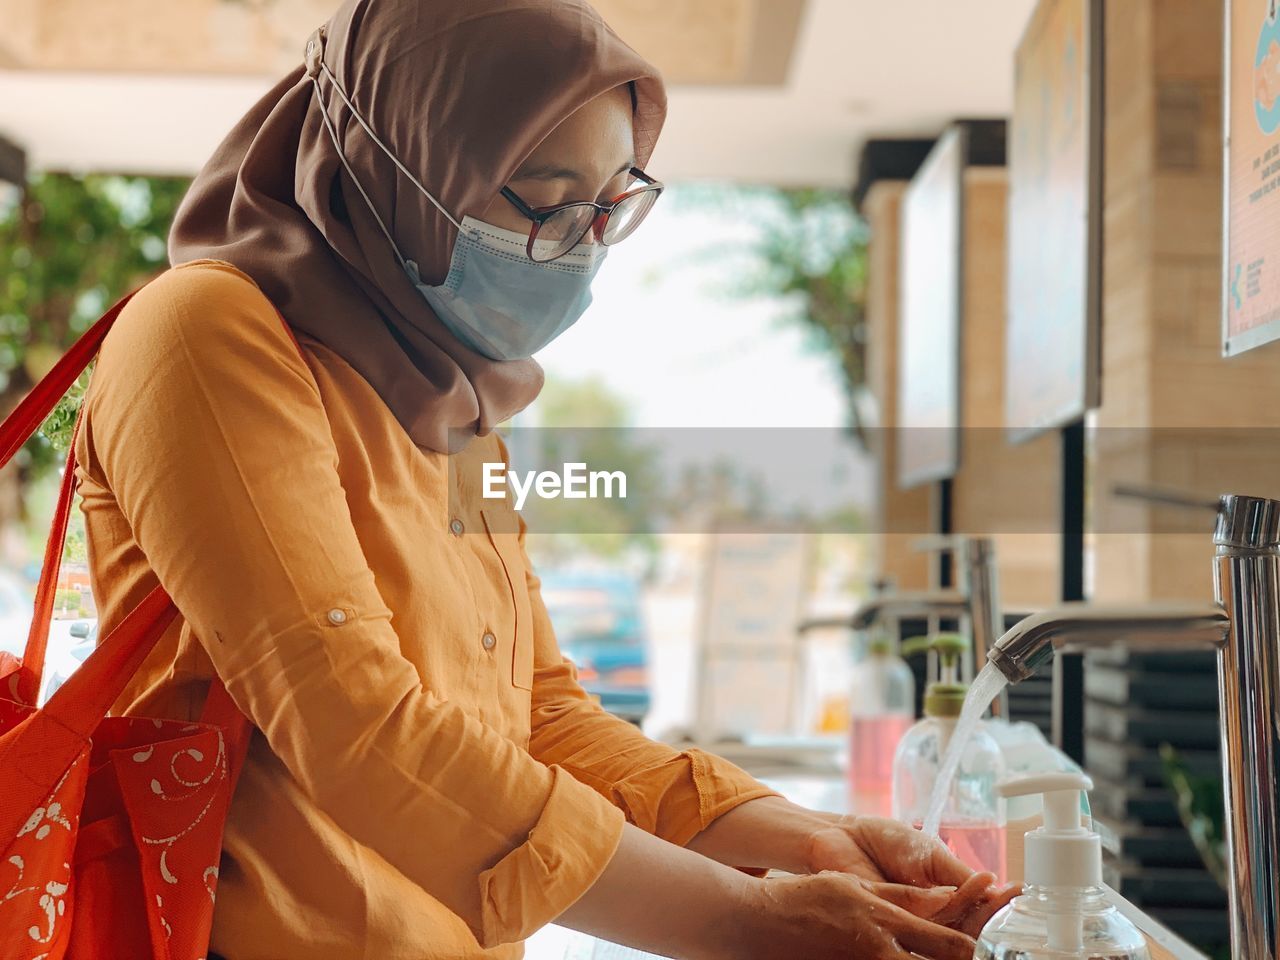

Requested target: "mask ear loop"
[{"left": 304, "top": 26, "right": 464, "bottom": 284}]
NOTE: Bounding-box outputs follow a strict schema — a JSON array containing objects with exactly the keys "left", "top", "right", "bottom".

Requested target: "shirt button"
[
  {"left": 481, "top": 631, "right": 496, "bottom": 651},
  {"left": 326, "top": 608, "right": 348, "bottom": 625},
  {"left": 450, "top": 518, "right": 465, "bottom": 536}
]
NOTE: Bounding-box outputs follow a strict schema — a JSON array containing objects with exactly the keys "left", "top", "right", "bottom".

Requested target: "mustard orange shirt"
[{"left": 72, "top": 260, "right": 778, "bottom": 959}]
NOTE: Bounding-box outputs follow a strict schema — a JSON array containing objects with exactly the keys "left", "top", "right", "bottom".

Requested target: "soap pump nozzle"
[
  {"left": 903, "top": 633, "right": 970, "bottom": 719},
  {"left": 978, "top": 773, "right": 1148, "bottom": 958},
  {"left": 998, "top": 772, "right": 1099, "bottom": 953}
]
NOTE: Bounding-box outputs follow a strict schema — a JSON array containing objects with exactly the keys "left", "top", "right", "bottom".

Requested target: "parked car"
[
  {"left": 41, "top": 618, "right": 98, "bottom": 703},
  {"left": 538, "top": 570, "right": 650, "bottom": 725}
]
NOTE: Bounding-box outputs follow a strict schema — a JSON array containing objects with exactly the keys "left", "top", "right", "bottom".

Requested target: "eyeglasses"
[{"left": 500, "top": 167, "right": 664, "bottom": 263}]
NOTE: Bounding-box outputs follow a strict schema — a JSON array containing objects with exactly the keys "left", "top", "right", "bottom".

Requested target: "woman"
[{"left": 73, "top": 0, "right": 1016, "bottom": 956}]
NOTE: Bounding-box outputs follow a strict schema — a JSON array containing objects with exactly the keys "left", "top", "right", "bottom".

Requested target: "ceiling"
[
  {"left": 0, "top": 0, "right": 1037, "bottom": 186},
  {"left": 0, "top": 0, "right": 806, "bottom": 83}
]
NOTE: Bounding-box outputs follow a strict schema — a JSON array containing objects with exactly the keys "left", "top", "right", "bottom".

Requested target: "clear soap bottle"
[
  {"left": 846, "top": 627, "right": 915, "bottom": 817},
  {"left": 891, "top": 633, "right": 1006, "bottom": 880},
  {"left": 976, "top": 773, "right": 1149, "bottom": 960}
]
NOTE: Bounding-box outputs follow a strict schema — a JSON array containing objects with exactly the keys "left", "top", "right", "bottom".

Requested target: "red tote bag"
[{"left": 0, "top": 285, "right": 256, "bottom": 959}]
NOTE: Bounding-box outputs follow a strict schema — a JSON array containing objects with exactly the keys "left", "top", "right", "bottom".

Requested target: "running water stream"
[{"left": 921, "top": 662, "right": 1009, "bottom": 837}]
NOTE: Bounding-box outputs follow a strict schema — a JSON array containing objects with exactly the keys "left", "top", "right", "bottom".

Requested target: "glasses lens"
[
  {"left": 602, "top": 188, "right": 659, "bottom": 245},
  {"left": 529, "top": 204, "right": 597, "bottom": 262}
]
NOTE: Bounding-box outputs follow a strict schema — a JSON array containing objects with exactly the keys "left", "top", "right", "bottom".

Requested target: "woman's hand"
[
  {"left": 804, "top": 814, "right": 1019, "bottom": 935},
  {"left": 557, "top": 821, "right": 987, "bottom": 960},
  {"left": 729, "top": 870, "right": 979, "bottom": 960},
  {"left": 682, "top": 795, "right": 1019, "bottom": 935},
  {"left": 557, "top": 810, "right": 1016, "bottom": 959}
]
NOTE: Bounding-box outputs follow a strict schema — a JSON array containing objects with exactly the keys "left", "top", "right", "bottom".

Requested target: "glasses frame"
[{"left": 500, "top": 167, "right": 664, "bottom": 262}]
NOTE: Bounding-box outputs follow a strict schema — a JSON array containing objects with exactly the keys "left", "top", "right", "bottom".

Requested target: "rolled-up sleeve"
[
  {"left": 486, "top": 435, "right": 782, "bottom": 851},
  {"left": 529, "top": 650, "right": 779, "bottom": 849},
  {"left": 78, "top": 265, "right": 624, "bottom": 947}
]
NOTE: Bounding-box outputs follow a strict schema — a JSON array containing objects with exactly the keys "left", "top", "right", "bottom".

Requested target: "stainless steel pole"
[{"left": 1214, "top": 494, "right": 1280, "bottom": 960}]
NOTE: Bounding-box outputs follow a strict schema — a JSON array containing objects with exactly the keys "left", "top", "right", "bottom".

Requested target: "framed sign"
[
  {"left": 897, "top": 126, "right": 965, "bottom": 489},
  {"left": 1005, "top": 0, "right": 1103, "bottom": 441},
  {"left": 692, "top": 529, "right": 811, "bottom": 743},
  {"left": 1224, "top": 0, "right": 1280, "bottom": 355}
]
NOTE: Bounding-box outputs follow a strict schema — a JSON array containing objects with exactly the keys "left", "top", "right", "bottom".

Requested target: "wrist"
[
  {"left": 802, "top": 815, "right": 861, "bottom": 874},
  {"left": 681, "top": 864, "right": 769, "bottom": 960},
  {"left": 783, "top": 806, "right": 849, "bottom": 875},
  {"left": 689, "top": 795, "right": 833, "bottom": 876},
  {"left": 712, "top": 874, "right": 774, "bottom": 960}
]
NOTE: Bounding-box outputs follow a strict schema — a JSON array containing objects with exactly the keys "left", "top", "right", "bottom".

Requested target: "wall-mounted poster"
[
  {"left": 1005, "top": 0, "right": 1103, "bottom": 441},
  {"left": 1224, "top": 0, "right": 1280, "bottom": 355},
  {"left": 897, "top": 126, "right": 964, "bottom": 489}
]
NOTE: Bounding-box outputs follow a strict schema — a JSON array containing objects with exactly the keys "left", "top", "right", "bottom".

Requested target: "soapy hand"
[
  {"left": 803, "top": 814, "right": 1020, "bottom": 936},
  {"left": 740, "top": 870, "right": 979, "bottom": 960}
]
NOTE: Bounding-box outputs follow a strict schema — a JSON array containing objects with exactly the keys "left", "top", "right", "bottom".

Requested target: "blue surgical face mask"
[
  {"left": 404, "top": 218, "right": 606, "bottom": 360},
  {"left": 307, "top": 43, "right": 605, "bottom": 361}
]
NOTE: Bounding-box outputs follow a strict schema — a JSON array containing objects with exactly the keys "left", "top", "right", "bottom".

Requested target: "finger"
[
  {"left": 888, "top": 910, "right": 977, "bottom": 960},
  {"left": 992, "top": 883, "right": 1021, "bottom": 909},
  {"left": 929, "top": 872, "right": 996, "bottom": 926},
  {"left": 870, "top": 897, "right": 977, "bottom": 960},
  {"left": 938, "top": 877, "right": 1017, "bottom": 937},
  {"left": 851, "top": 819, "right": 973, "bottom": 889},
  {"left": 863, "top": 881, "right": 956, "bottom": 919},
  {"left": 954, "top": 883, "right": 1021, "bottom": 937},
  {"left": 885, "top": 824, "right": 980, "bottom": 888},
  {"left": 920, "top": 834, "right": 980, "bottom": 887}
]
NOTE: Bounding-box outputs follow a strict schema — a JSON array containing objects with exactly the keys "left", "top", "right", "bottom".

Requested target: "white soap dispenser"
[{"left": 974, "top": 773, "right": 1149, "bottom": 960}]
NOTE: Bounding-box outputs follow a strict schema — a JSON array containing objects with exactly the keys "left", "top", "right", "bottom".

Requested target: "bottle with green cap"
[
  {"left": 846, "top": 625, "right": 915, "bottom": 817},
  {"left": 891, "top": 632, "right": 1006, "bottom": 881}
]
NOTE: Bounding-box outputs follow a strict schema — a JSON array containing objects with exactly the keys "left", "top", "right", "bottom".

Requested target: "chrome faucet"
[
  {"left": 849, "top": 536, "right": 1006, "bottom": 714},
  {"left": 985, "top": 603, "right": 1229, "bottom": 682},
  {"left": 848, "top": 589, "right": 970, "bottom": 630},
  {"left": 986, "top": 493, "right": 1280, "bottom": 960}
]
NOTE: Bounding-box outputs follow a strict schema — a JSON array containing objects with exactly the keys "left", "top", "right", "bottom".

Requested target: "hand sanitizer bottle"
[
  {"left": 892, "top": 633, "right": 1005, "bottom": 880},
  {"left": 976, "top": 773, "right": 1149, "bottom": 959},
  {"left": 847, "top": 627, "right": 915, "bottom": 817}
]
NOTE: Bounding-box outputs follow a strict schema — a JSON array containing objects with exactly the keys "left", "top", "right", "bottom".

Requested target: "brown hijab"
[{"left": 168, "top": 0, "right": 666, "bottom": 454}]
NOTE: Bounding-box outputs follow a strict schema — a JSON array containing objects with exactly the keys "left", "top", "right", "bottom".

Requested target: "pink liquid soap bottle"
[
  {"left": 891, "top": 632, "right": 1006, "bottom": 881},
  {"left": 846, "top": 627, "right": 915, "bottom": 817}
]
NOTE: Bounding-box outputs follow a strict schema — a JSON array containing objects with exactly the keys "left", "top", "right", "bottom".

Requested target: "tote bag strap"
[
  {"left": 0, "top": 279, "right": 260, "bottom": 814},
  {"left": 6, "top": 288, "right": 137, "bottom": 705}
]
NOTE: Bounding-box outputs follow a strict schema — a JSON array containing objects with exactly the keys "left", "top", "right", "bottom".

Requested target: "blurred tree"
[
  {"left": 668, "top": 184, "right": 871, "bottom": 447},
  {"left": 758, "top": 189, "right": 869, "bottom": 447},
  {"left": 0, "top": 171, "right": 189, "bottom": 537},
  {"left": 518, "top": 377, "right": 662, "bottom": 572},
  {"left": 535, "top": 376, "right": 632, "bottom": 430},
  {"left": 666, "top": 458, "right": 769, "bottom": 529}
]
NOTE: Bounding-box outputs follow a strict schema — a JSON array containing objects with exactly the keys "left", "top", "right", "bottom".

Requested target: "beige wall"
[
  {"left": 1092, "top": 0, "right": 1280, "bottom": 603},
  {"left": 863, "top": 181, "right": 931, "bottom": 592},
  {"left": 950, "top": 169, "right": 1059, "bottom": 610}
]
